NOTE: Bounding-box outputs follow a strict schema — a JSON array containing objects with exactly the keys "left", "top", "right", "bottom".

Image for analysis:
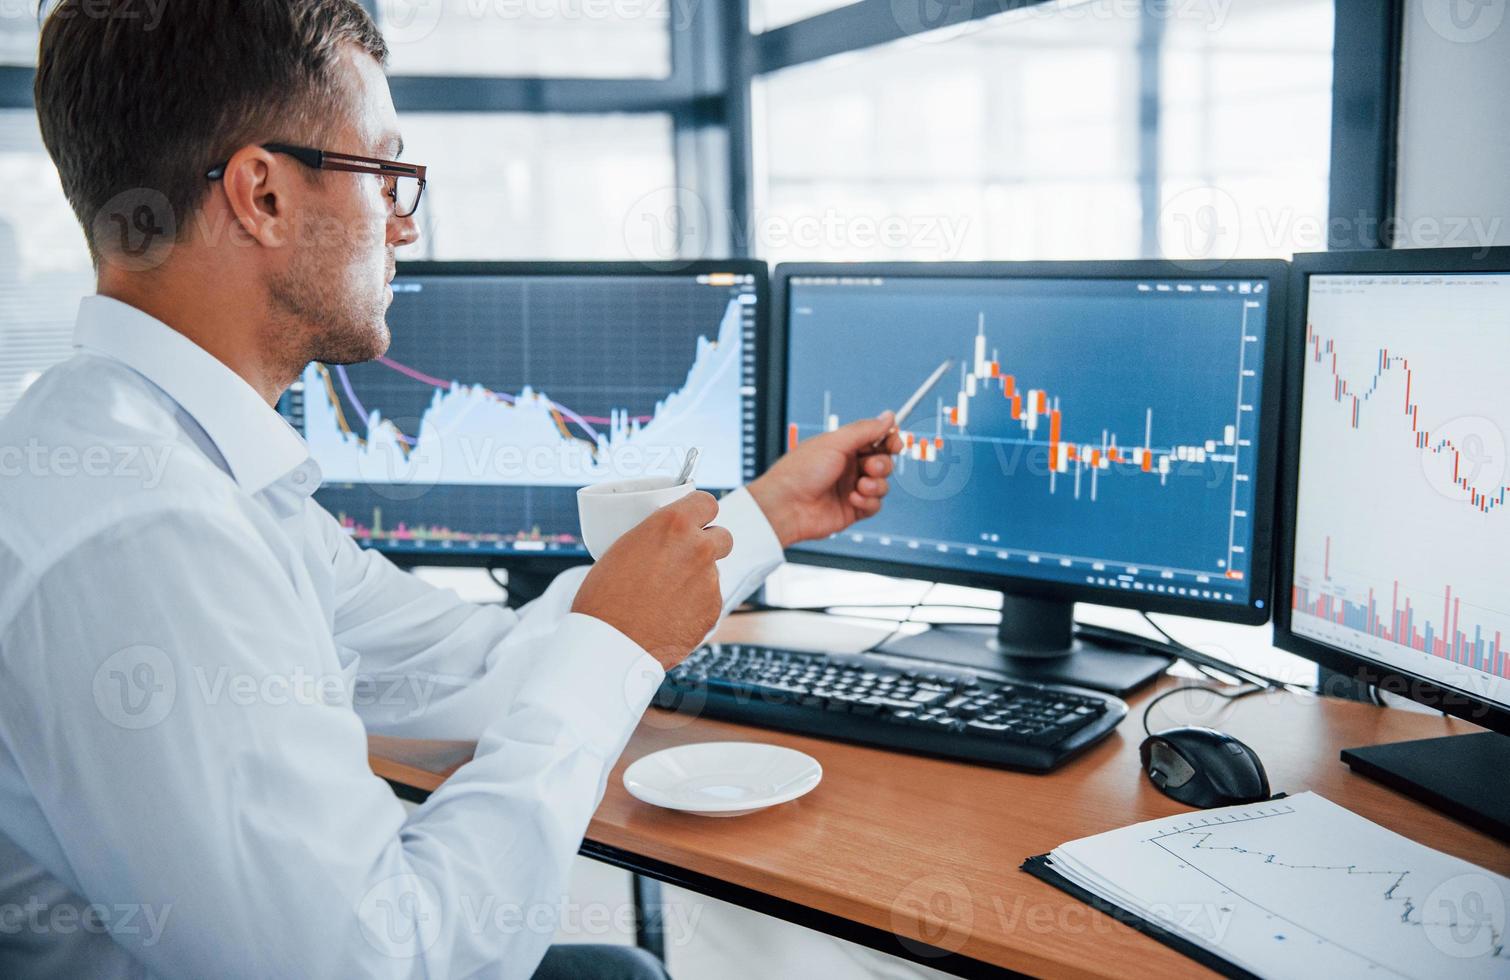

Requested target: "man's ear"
[{"left": 217, "top": 145, "right": 290, "bottom": 249}]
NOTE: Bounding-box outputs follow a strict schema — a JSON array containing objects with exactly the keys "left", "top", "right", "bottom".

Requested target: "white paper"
[{"left": 1047, "top": 792, "right": 1510, "bottom": 979}]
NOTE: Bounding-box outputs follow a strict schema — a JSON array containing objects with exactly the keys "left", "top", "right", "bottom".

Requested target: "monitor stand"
[
  {"left": 878, "top": 593, "right": 1173, "bottom": 697},
  {"left": 1342, "top": 731, "right": 1510, "bottom": 843}
]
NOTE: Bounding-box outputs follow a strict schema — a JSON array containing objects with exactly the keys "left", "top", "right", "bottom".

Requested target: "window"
[
  {"left": 397, "top": 112, "right": 675, "bottom": 259},
  {"left": 376, "top": 0, "right": 671, "bottom": 77},
  {"left": 755, "top": 0, "right": 1334, "bottom": 264},
  {"left": 755, "top": 1, "right": 1144, "bottom": 263},
  {"left": 1158, "top": 0, "right": 1334, "bottom": 261},
  {"left": 0, "top": 109, "right": 92, "bottom": 419}
]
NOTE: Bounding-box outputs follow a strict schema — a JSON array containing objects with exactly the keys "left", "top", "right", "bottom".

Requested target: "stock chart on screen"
[
  {"left": 783, "top": 274, "right": 1271, "bottom": 608},
  {"left": 1291, "top": 273, "right": 1510, "bottom": 707},
  {"left": 280, "top": 269, "right": 761, "bottom": 559}
]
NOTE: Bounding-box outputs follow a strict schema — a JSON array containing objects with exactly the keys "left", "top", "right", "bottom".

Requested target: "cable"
[
  {"left": 862, "top": 583, "right": 943, "bottom": 655},
  {"left": 1191, "top": 662, "right": 1239, "bottom": 685},
  {"left": 487, "top": 566, "right": 510, "bottom": 594},
  {"left": 736, "top": 600, "right": 1316, "bottom": 694},
  {"left": 1141, "top": 682, "right": 1270, "bottom": 737},
  {"left": 1139, "top": 611, "right": 1187, "bottom": 651},
  {"left": 1136, "top": 611, "right": 1312, "bottom": 692},
  {"left": 731, "top": 599, "right": 999, "bottom": 617}
]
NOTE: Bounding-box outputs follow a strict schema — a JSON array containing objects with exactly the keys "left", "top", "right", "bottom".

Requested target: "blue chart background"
[{"left": 784, "top": 277, "right": 1269, "bottom": 602}]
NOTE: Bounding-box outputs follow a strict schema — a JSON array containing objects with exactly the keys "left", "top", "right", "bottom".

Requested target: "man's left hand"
[{"left": 748, "top": 412, "right": 905, "bottom": 548}]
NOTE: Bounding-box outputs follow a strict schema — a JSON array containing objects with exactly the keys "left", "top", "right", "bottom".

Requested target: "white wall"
[{"left": 1393, "top": 0, "right": 1510, "bottom": 248}]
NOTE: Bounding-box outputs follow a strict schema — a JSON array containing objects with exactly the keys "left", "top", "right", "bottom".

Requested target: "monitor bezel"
[
  {"left": 319, "top": 259, "right": 771, "bottom": 570},
  {"left": 769, "top": 259, "right": 1290, "bottom": 626},
  {"left": 1274, "top": 246, "right": 1510, "bottom": 736}
]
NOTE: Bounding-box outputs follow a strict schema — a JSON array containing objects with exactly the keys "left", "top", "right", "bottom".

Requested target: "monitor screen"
[
  {"left": 780, "top": 268, "right": 1280, "bottom": 618},
  {"left": 279, "top": 264, "right": 764, "bottom": 562},
  {"left": 1288, "top": 271, "right": 1510, "bottom": 709}
]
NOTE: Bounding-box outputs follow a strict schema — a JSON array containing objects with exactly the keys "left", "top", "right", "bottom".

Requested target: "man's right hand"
[{"left": 570, "top": 491, "right": 734, "bottom": 670}]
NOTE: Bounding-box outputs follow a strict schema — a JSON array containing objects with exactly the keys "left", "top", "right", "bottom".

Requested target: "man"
[{"left": 0, "top": 2, "right": 902, "bottom": 977}]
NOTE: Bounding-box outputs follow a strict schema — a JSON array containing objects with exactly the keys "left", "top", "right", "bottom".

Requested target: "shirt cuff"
[
  {"left": 479, "top": 612, "right": 664, "bottom": 756},
  {"left": 714, "top": 487, "right": 785, "bottom": 609}
]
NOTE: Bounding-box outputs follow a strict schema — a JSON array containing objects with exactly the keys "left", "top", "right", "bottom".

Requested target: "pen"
[
  {"left": 872, "top": 359, "right": 953, "bottom": 451},
  {"left": 893, "top": 359, "right": 954, "bottom": 430}
]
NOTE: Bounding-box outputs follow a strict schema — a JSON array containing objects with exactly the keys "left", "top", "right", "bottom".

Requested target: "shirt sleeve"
[
  {"left": 710, "top": 486, "right": 787, "bottom": 612},
  {"left": 0, "top": 504, "right": 656, "bottom": 979},
  {"left": 327, "top": 486, "right": 786, "bottom": 741}
]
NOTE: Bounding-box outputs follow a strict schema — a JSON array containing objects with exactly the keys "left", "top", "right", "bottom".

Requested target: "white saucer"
[{"left": 623, "top": 742, "right": 823, "bottom": 817}]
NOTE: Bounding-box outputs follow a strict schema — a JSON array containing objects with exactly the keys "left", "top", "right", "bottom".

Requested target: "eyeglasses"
[{"left": 206, "top": 143, "right": 427, "bottom": 218}]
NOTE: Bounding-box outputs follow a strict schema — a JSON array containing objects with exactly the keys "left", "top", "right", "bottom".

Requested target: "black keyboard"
[{"left": 652, "top": 643, "right": 1128, "bottom": 772}]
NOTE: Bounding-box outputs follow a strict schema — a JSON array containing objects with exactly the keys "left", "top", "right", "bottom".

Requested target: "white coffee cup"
[{"left": 577, "top": 476, "right": 698, "bottom": 560}]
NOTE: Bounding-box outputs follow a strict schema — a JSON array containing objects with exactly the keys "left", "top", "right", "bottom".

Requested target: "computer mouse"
[{"left": 1139, "top": 726, "right": 1271, "bottom": 808}]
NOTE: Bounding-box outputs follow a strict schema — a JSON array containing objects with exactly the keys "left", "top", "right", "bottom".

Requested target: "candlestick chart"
[
  {"left": 783, "top": 276, "right": 1274, "bottom": 606},
  {"left": 1289, "top": 273, "right": 1510, "bottom": 704}
]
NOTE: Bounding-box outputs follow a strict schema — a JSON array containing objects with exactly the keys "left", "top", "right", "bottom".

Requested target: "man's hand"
[
  {"left": 571, "top": 491, "right": 733, "bottom": 670},
  {"left": 748, "top": 412, "right": 904, "bottom": 548}
]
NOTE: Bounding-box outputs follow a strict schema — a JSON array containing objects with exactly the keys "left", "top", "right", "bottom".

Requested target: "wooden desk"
[{"left": 369, "top": 612, "right": 1510, "bottom": 979}]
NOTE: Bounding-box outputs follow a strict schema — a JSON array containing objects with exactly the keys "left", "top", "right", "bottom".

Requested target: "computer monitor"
[
  {"left": 279, "top": 261, "right": 767, "bottom": 589},
  {"left": 771, "top": 261, "right": 1289, "bottom": 695},
  {"left": 1275, "top": 247, "right": 1510, "bottom": 841}
]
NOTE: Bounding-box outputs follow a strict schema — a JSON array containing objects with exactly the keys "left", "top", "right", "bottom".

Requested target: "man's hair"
[{"left": 34, "top": 0, "right": 388, "bottom": 264}]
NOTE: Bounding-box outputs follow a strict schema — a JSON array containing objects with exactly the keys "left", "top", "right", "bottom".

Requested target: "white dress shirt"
[{"left": 0, "top": 296, "right": 785, "bottom": 979}]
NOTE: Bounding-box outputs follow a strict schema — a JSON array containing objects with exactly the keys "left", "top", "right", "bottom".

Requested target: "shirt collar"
[{"left": 73, "top": 295, "right": 311, "bottom": 495}]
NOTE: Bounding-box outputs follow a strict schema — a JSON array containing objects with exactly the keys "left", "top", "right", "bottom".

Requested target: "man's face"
[{"left": 266, "top": 45, "right": 418, "bottom": 368}]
